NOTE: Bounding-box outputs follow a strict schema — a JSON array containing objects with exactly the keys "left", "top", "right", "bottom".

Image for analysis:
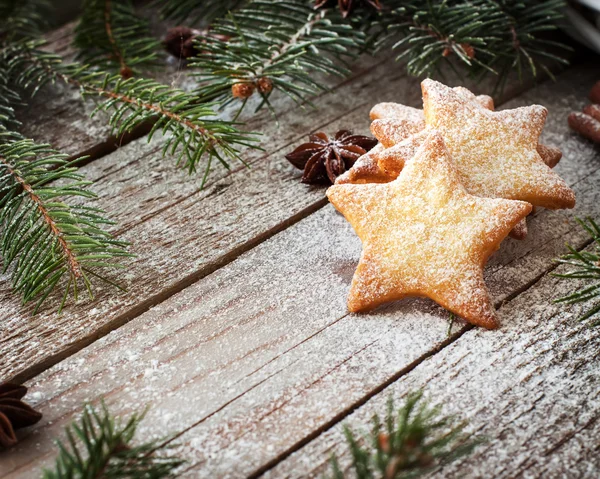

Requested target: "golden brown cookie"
[
  {"left": 370, "top": 99, "right": 561, "bottom": 168},
  {"left": 327, "top": 132, "right": 532, "bottom": 328},
  {"left": 422, "top": 79, "right": 574, "bottom": 209},
  {"left": 336, "top": 144, "right": 395, "bottom": 184}
]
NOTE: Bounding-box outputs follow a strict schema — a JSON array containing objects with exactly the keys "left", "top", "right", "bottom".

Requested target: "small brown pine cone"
[
  {"left": 120, "top": 66, "right": 133, "bottom": 79},
  {"left": 232, "top": 82, "right": 255, "bottom": 99},
  {"left": 164, "top": 26, "right": 201, "bottom": 59},
  {"left": 590, "top": 81, "right": 600, "bottom": 104},
  {"left": 568, "top": 112, "right": 600, "bottom": 144},
  {"left": 461, "top": 43, "right": 475, "bottom": 59},
  {"left": 377, "top": 432, "right": 390, "bottom": 453},
  {"left": 442, "top": 46, "right": 452, "bottom": 57},
  {"left": 583, "top": 104, "right": 600, "bottom": 122},
  {"left": 256, "top": 77, "right": 273, "bottom": 95}
]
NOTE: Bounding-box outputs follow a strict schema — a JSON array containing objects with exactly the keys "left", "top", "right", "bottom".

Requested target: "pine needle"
[
  {"left": 43, "top": 402, "right": 185, "bottom": 478},
  {"left": 74, "top": 0, "right": 160, "bottom": 76},
  {"left": 328, "top": 391, "right": 484, "bottom": 478},
  {"left": 0, "top": 140, "right": 132, "bottom": 313},
  {"left": 554, "top": 217, "right": 600, "bottom": 327},
  {"left": 6, "top": 41, "right": 261, "bottom": 177},
  {"left": 190, "top": 0, "right": 365, "bottom": 116}
]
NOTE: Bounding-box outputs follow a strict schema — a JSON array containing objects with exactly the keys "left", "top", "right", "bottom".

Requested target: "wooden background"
[{"left": 1, "top": 15, "right": 600, "bottom": 479}]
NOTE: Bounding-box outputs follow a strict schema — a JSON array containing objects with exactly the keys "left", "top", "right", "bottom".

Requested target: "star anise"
[
  {"left": 286, "top": 130, "right": 378, "bottom": 185},
  {"left": 314, "top": 0, "right": 382, "bottom": 17},
  {"left": 0, "top": 383, "right": 42, "bottom": 448}
]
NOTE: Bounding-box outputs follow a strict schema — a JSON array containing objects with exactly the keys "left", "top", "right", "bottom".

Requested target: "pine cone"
[
  {"left": 0, "top": 383, "right": 42, "bottom": 448},
  {"left": 163, "top": 26, "right": 230, "bottom": 59},
  {"left": 163, "top": 26, "right": 201, "bottom": 59},
  {"left": 256, "top": 77, "right": 274, "bottom": 95},
  {"left": 314, "top": 0, "right": 382, "bottom": 18},
  {"left": 232, "top": 82, "right": 256, "bottom": 99}
]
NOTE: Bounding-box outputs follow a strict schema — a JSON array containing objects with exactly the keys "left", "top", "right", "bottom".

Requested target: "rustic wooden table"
[{"left": 1, "top": 19, "right": 600, "bottom": 479}]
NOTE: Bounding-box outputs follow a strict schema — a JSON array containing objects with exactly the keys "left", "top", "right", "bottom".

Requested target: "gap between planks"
[{"left": 2, "top": 62, "right": 600, "bottom": 478}]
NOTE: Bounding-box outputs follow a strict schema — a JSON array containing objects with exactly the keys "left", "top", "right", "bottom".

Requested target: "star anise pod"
[
  {"left": 286, "top": 130, "right": 378, "bottom": 185},
  {"left": 314, "top": 0, "right": 382, "bottom": 17},
  {"left": 0, "top": 383, "right": 42, "bottom": 448}
]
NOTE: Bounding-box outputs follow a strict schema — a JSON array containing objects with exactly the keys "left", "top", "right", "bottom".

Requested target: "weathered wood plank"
[
  {"left": 2, "top": 63, "right": 599, "bottom": 477},
  {"left": 267, "top": 248, "right": 600, "bottom": 479}
]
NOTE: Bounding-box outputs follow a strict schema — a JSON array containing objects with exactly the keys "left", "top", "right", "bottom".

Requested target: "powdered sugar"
[
  {"left": 327, "top": 132, "right": 532, "bottom": 328},
  {"left": 422, "top": 79, "right": 575, "bottom": 209}
]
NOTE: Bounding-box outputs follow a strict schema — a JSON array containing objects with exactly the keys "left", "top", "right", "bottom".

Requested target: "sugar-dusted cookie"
[
  {"left": 422, "top": 79, "right": 574, "bottom": 209},
  {"left": 370, "top": 99, "right": 562, "bottom": 168},
  {"left": 370, "top": 118, "right": 424, "bottom": 148},
  {"left": 370, "top": 103, "right": 425, "bottom": 123},
  {"left": 369, "top": 92, "right": 494, "bottom": 121},
  {"left": 327, "top": 132, "right": 532, "bottom": 328},
  {"left": 336, "top": 144, "right": 395, "bottom": 184}
]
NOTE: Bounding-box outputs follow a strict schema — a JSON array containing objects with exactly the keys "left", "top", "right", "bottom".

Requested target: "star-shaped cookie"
[
  {"left": 422, "top": 79, "right": 574, "bottom": 209},
  {"left": 338, "top": 87, "right": 563, "bottom": 186},
  {"left": 327, "top": 131, "right": 532, "bottom": 328}
]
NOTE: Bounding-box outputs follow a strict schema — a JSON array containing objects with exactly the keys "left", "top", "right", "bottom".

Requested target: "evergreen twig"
[
  {"left": 74, "top": 0, "right": 160, "bottom": 77},
  {"left": 157, "top": 0, "right": 247, "bottom": 24},
  {"left": 0, "top": 140, "right": 131, "bottom": 313},
  {"left": 190, "top": 0, "right": 365, "bottom": 115},
  {"left": 372, "top": 0, "right": 569, "bottom": 84},
  {"left": 43, "top": 402, "right": 185, "bottom": 479},
  {"left": 6, "top": 41, "right": 261, "bottom": 177},
  {"left": 328, "top": 391, "right": 483, "bottom": 478},
  {"left": 0, "top": 0, "right": 52, "bottom": 41},
  {"left": 554, "top": 217, "right": 600, "bottom": 327}
]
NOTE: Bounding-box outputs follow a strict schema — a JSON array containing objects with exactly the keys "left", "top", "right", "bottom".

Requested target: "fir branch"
[
  {"left": 328, "top": 391, "right": 483, "bottom": 478},
  {"left": 74, "top": 0, "right": 161, "bottom": 77},
  {"left": 0, "top": 0, "right": 51, "bottom": 41},
  {"left": 157, "top": 0, "right": 247, "bottom": 24},
  {"left": 190, "top": 0, "right": 364, "bottom": 114},
  {"left": 554, "top": 217, "right": 600, "bottom": 327},
  {"left": 43, "top": 402, "right": 185, "bottom": 478},
  {"left": 0, "top": 140, "right": 131, "bottom": 313},
  {"left": 0, "top": 65, "right": 22, "bottom": 138},
  {"left": 372, "top": 0, "right": 568, "bottom": 83},
  {"left": 7, "top": 41, "right": 261, "bottom": 177}
]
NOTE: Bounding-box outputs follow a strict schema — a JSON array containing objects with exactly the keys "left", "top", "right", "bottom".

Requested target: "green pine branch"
[
  {"left": 6, "top": 41, "right": 261, "bottom": 178},
  {"left": 190, "top": 0, "right": 365, "bottom": 115},
  {"left": 372, "top": 0, "right": 569, "bottom": 84},
  {"left": 554, "top": 217, "right": 600, "bottom": 327},
  {"left": 0, "top": 66, "right": 22, "bottom": 139},
  {"left": 0, "top": 140, "right": 131, "bottom": 313},
  {"left": 0, "top": 0, "right": 52, "bottom": 41},
  {"left": 74, "top": 0, "right": 161, "bottom": 77},
  {"left": 157, "top": 0, "right": 247, "bottom": 24},
  {"left": 43, "top": 402, "right": 185, "bottom": 479},
  {"left": 328, "top": 391, "right": 483, "bottom": 478}
]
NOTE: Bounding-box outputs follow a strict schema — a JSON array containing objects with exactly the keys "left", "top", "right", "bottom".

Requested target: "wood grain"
[
  {"left": 2, "top": 63, "right": 599, "bottom": 478},
  {"left": 267, "top": 246, "right": 600, "bottom": 479}
]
